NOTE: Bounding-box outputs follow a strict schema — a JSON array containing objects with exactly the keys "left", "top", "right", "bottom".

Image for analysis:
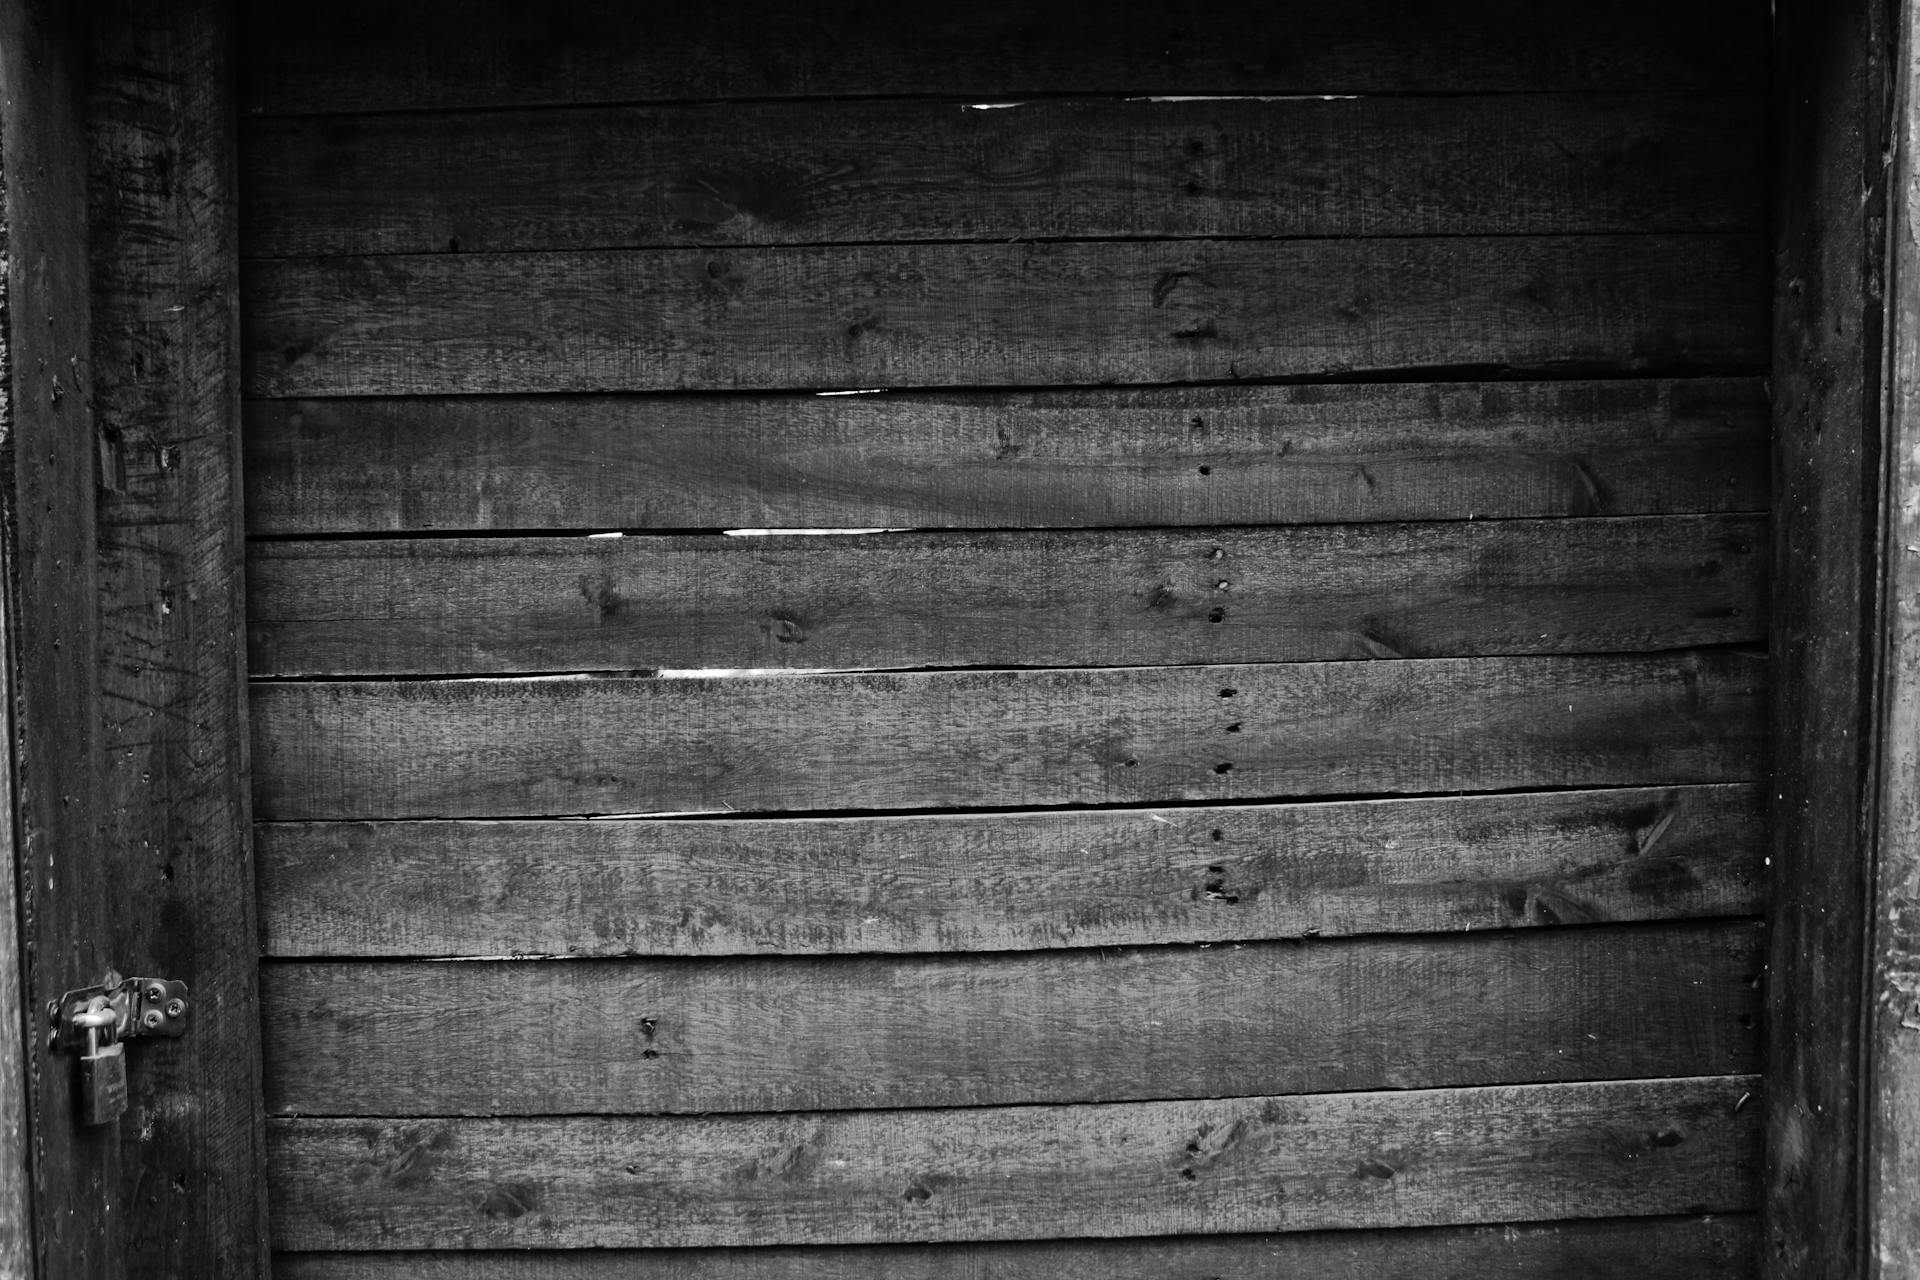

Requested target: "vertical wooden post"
[
  {"left": 0, "top": 0, "right": 120, "bottom": 1275},
  {"left": 86, "top": 2, "right": 267, "bottom": 1275},
  {"left": 1767, "top": 0, "right": 1920, "bottom": 1277},
  {"left": 1868, "top": 4, "right": 1920, "bottom": 1274}
]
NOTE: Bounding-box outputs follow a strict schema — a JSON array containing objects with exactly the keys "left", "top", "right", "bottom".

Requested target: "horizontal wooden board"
[
  {"left": 266, "top": 1075, "right": 1762, "bottom": 1248},
  {"left": 270, "top": 1214, "right": 1761, "bottom": 1280},
  {"left": 246, "top": 515, "right": 1768, "bottom": 677},
  {"left": 240, "top": 93, "right": 1765, "bottom": 258},
  {"left": 257, "top": 783, "right": 1766, "bottom": 958},
  {"left": 242, "top": 379, "right": 1770, "bottom": 535},
  {"left": 260, "top": 920, "right": 1760, "bottom": 1116},
  {"left": 238, "top": 0, "right": 1766, "bottom": 115},
  {"left": 249, "top": 651, "right": 1765, "bottom": 821},
  {"left": 239, "top": 235, "right": 1769, "bottom": 397}
]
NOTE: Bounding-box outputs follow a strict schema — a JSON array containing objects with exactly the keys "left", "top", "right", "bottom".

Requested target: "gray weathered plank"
[
  {"left": 241, "top": 378, "right": 1770, "bottom": 536},
  {"left": 246, "top": 515, "right": 1767, "bottom": 677},
  {"left": 237, "top": 0, "right": 1767, "bottom": 115},
  {"left": 1765, "top": 1, "right": 1889, "bottom": 1275},
  {"left": 259, "top": 920, "right": 1761, "bottom": 1116},
  {"left": 239, "top": 235, "right": 1769, "bottom": 397},
  {"left": 85, "top": 4, "right": 271, "bottom": 1275},
  {"left": 269, "top": 1214, "right": 1762, "bottom": 1280},
  {"left": 0, "top": 2, "right": 117, "bottom": 1274},
  {"left": 256, "top": 783, "right": 1765, "bottom": 958},
  {"left": 239, "top": 93, "right": 1765, "bottom": 258},
  {"left": 249, "top": 652, "right": 1766, "bottom": 821},
  {"left": 266, "top": 1075, "right": 1763, "bottom": 1249}
]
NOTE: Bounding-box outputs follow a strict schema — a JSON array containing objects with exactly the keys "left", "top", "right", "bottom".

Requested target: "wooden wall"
[{"left": 236, "top": 3, "right": 1772, "bottom": 1275}]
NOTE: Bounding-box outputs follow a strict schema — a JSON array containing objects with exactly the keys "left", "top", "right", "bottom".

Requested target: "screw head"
[
  {"left": 141, "top": 1010, "right": 163, "bottom": 1030},
  {"left": 164, "top": 999, "right": 185, "bottom": 1019},
  {"left": 144, "top": 983, "right": 166, "bottom": 1003}
]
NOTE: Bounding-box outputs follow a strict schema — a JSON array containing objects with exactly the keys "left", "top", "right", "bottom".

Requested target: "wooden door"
[{"left": 237, "top": 2, "right": 1770, "bottom": 1276}]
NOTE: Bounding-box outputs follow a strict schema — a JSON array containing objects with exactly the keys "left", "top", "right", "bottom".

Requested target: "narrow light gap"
[
  {"left": 255, "top": 913, "right": 1767, "bottom": 969},
  {"left": 237, "top": 224, "right": 1764, "bottom": 265},
  {"left": 237, "top": 366, "right": 1770, "bottom": 410},
  {"left": 248, "top": 779, "right": 1763, "bottom": 831},
  {"left": 239, "top": 84, "right": 1709, "bottom": 124},
  {"left": 240, "top": 506, "right": 1766, "bottom": 548},
  {"left": 247, "top": 773, "right": 1769, "bottom": 826},
  {"left": 256, "top": 1069, "right": 1766, "bottom": 1125},
  {"left": 245, "top": 639, "right": 1770, "bottom": 685}
]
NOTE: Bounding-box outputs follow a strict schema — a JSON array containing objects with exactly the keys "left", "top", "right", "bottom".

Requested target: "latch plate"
[{"left": 47, "top": 970, "right": 190, "bottom": 1053}]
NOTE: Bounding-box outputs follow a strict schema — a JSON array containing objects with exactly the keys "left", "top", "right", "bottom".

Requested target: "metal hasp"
[{"left": 45, "top": 971, "right": 191, "bottom": 1126}]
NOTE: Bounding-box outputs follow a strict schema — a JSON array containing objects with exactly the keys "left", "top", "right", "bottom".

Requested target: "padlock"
[{"left": 74, "top": 1004, "right": 126, "bottom": 1126}]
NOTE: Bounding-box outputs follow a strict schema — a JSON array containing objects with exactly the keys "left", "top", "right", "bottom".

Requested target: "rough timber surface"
[
  {"left": 238, "top": 234, "right": 1769, "bottom": 398},
  {"left": 256, "top": 783, "right": 1765, "bottom": 958},
  {"left": 259, "top": 919, "right": 1761, "bottom": 1116},
  {"left": 0, "top": 2, "right": 116, "bottom": 1275},
  {"left": 1764, "top": 1, "right": 1889, "bottom": 1275},
  {"left": 270, "top": 1214, "right": 1762, "bottom": 1280},
  {"left": 239, "top": 93, "right": 1765, "bottom": 258},
  {"left": 241, "top": 378, "right": 1770, "bottom": 536},
  {"left": 265, "top": 1075, "right": 1763, "bottom": 1249},
  {"left": 85, "top": 4, "right": 270, "bottom": 1275},
  {"left": 245, "top": 515, "right": 1767, "bottom": 677},
  {"left": 249, "top": 651, "right": 1766, "bottom": 820},
  {"left": 237, "top": 0, "right": 1767, "bottom": 114}
]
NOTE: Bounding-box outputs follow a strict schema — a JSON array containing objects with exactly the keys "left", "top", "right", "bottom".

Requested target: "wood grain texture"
[
  {"left": 84, "top": 5, "right": 271, "bottom": 1275},
  {"left": 240, "top": 378, "right": 1770, "bottom": 536},
  {"left": 246, "top": 515, "right": 1767, "bottom": 677},
  {"left": 238, "top": 93, "right": 1765, "bottom": 258},
  {"left": 238, "top": 235, "right": 1769, "bottom": 398},
  {"left": 270, "top": 1214, "right": 1762, "bottom": 1280},
  {"left": 0, "top": 3, "right": 121, "bottom": 1275},
  {"left": 1765, "top": 1, "right": 1889, "bottom": 1276},
  {"left": 250, "top": 651, "right": 1765, "bottom": 821},
  {"left": 265, "top": 1075, "right": 1763, "bottom": 1249},
  {"left": 1869, "top": 3, "right": 1920, "bottom": 1271},
  {"left": 256, "top": 783, "right": 1765, "bottom": 958},
  {"left": 260, "top": 920, "right": 1761, "bottom": 1116},
  {"left": 236, "top": 0, "right": 1767, "bottom": 114}
]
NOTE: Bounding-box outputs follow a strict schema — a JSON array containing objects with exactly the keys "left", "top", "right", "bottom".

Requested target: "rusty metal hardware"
[
  {"left": 46, "top": 970, "right": 191, "bottom": 1054},
  {"left": 46, "top": 971, "right": 189, "bottom": 1126}
]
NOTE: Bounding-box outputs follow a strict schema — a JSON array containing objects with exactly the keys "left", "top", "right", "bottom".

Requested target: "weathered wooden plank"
[
  {"left": 260, "top": 920, "right": 1760, "bottom": 1116},
  {"left": 1765, "top": 2, "right": 1890, "bottom": 1277},
  {"left": 239, "top": 93, "right": 1765, "bottom": 258},
  {"left": 1868, "top": 3, "right": 1920, "bottom": 1273},
  {"left": 270, "top": 1214, "right": 1762, "bottom": 1280},
  {"left": 241, "top": 378, "right": 1770, "bottom": 536},
  {"left": 249, "top": 651, "right": 1765, "bottom": 821},
  {"left": 257, "top": 783, "right": 1765, "bottom": 958},
  {"left": 266, "top": 1075, "right": 1763, "bottom": 1249},
  {"left": 84, "top": 5, "right": 270, "bottom": 1276},
  {"left": 246, "top": 515, "right": 1767, "bottom": 677},
  {"left": 239, "top": 235, "right": 1769, "bottom": 398},
  {"left": 237, "top": 0, "right": 1767, "bottom": 115},
  {"left": 0, "top": 2, "right": 120, "bottom": 1275}
]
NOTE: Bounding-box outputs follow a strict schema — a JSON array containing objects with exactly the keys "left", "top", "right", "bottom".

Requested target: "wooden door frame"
[{"left": 0, "top": 0, "right": 1914, "bottom": 1276}]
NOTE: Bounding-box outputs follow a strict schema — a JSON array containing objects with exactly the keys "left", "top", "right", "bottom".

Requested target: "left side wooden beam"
[{"left": 85, "top": 2, "right": 268, "bottom": 1277}]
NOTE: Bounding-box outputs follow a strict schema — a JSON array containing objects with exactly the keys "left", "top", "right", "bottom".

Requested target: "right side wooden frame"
[{"left": 1769, "top": 0, "right": 1920, "bottom": 1274}]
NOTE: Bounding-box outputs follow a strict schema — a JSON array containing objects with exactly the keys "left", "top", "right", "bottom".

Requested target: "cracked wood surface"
[
  {"left": 241, "top": 378, "right": 1768, "bottom": 536},
  {"left": 266, "top": 1076, "right": 1762, "bottom": 1249},
  {"left": 246, "top": 514, "right": 1766, "bottom": 677},
  {"left": 240, "top": 235, "right": 1768, "bottom": 398},
  {"left": 256, "top": 784, "right": 1764, "bottom": 958},
  {"left": 258, "top": 919, "right": 1761, "bottom": 1116}
]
